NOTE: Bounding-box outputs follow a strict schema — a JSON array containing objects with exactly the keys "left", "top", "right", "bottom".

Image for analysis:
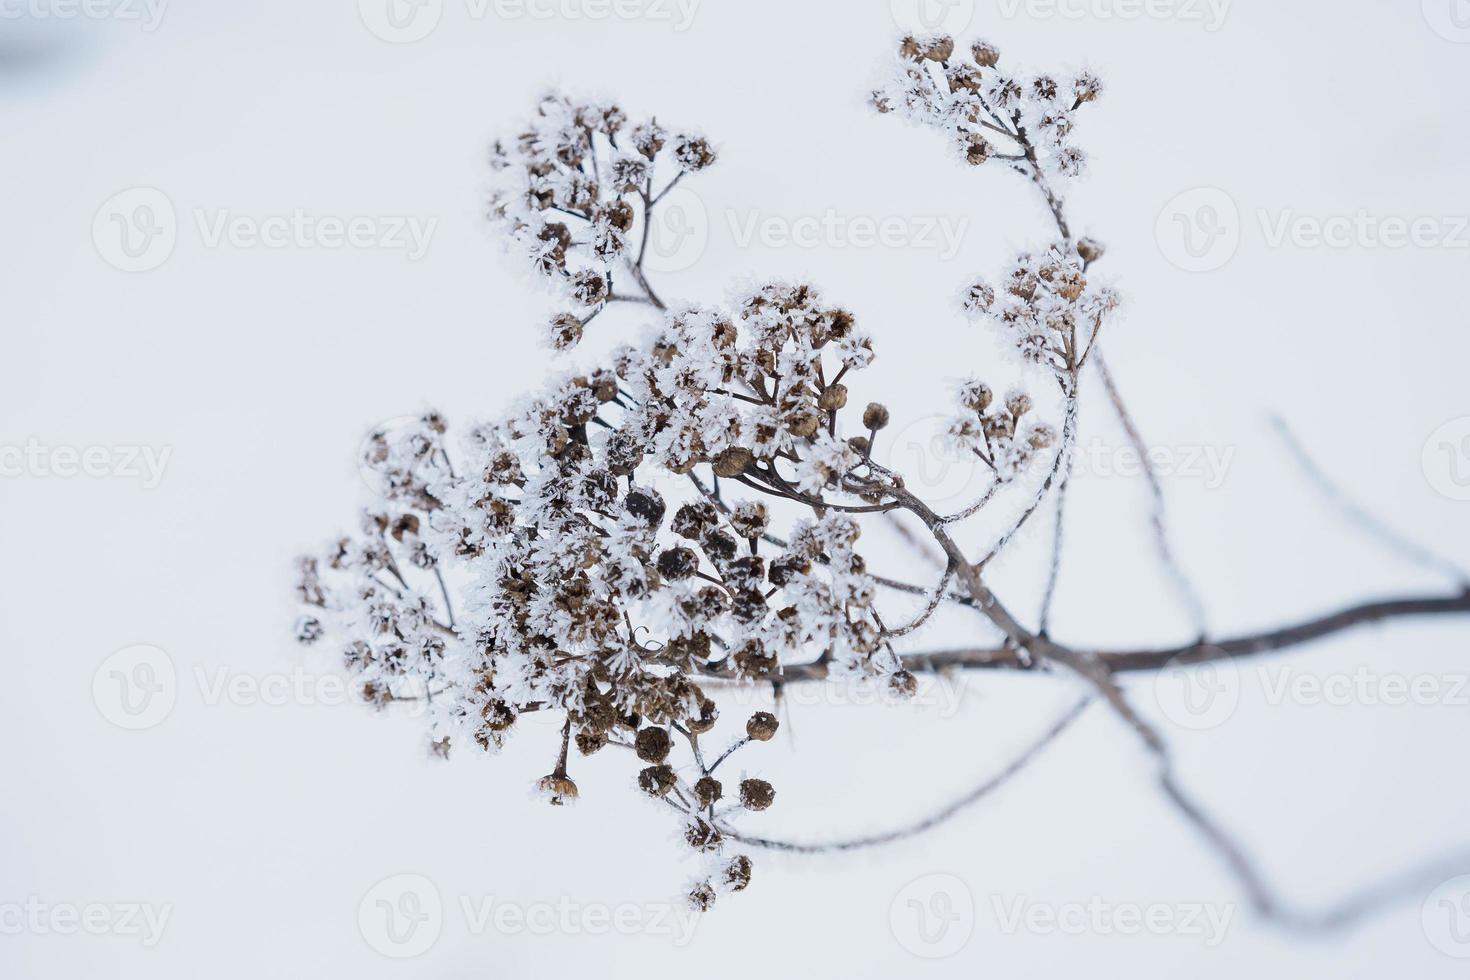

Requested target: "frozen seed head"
[
  {"left": 889, "top": 669, "right": 919, "bottom": 699},
  {"left": 863, "top": 402, "right": 890, "bottom": 431},
  {"left": 688, "top": 881, "right": 717, "bottom": 912},
  {"left": 686, "top": 696, "right": 719, "bottom": 735},
  {"left": 971, "top": 39, "right": 1000, "bottom": 67},
  {"left": 1006, "top": 391, "right": 1033, "bottom": 417},
  {"left": 1076, "top": 237, "right": 1105, "bottom": 263},
  {"left": 959, "top": 380, "right": 993, "bottom": 414},
  {"left": 638, "top": 764, "right": 678, "bottom": 798},
  {"left": 728, "top": 500, "right": 769, "bottom": 539},
  {"left": 635, "top": 726, "right": 672, "bottom": 763},
  {"left": 624, "top": 486, "right": 666, "bottom": 528},
  {"left": 746, "top": 711, "right": 779, "bottom": 741},
  {"left": 656, "top": 546, "right": 699, "bottom": 581},
  {"left": 546, "top": 312, "right": 583, "bottom": 352},
  {"left": 818, "top": 383, "right": 848, "bottom": 412},
  {"left": 1027, "top": 424, "right": 1057, "bottom": 450},
  {"left": 537, "top": 772, "right": 578, "bottom": 806},
  {"left": 739, "top": 778, "right": 775, "bottom": 811},
  {"left": 575, "top": 728, "right": 608, "bottom": 755},
  {"left": 722, "top": 855, "right": 753, "bottom": 892},
  {"left": 685, "top": 817, "right": 723, "bottom": 852},
  {"left": 712, "top": 446, "right": 754, "bottom": 478},
  {"left": 694, "top": 775, "right": 723, "bottom": 807}
]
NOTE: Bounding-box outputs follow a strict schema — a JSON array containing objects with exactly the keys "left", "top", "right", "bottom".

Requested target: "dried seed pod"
[
  {"left": 738, "top": 778, "right": 775, "bottom": 811},
  {"left": 684, "top": 817, "right": 723, "bottom": 852},
  {"left": 971, "top": 39, "right": 1000, "bottom": 67},
  {"left": 818, "top": 383, "right": 848, "bottom": 412},
  {"left": 1077, "top": 237, "right": 1105, "bottom": 263},
  {"left": 712, "top": 446, "right": 754, "bottom": 478},
  {"left": 575, "top": 728, "right": 608, "bottom": 756},
  {"left": 688, "top": 881, "right": 717, "bottom": 911},
  {"left": 624, "top": 486, "right": 666, "bottom": 527},
  {"left": 722, "top": 855, "right": 753, "bottom": 892},
  {"left": 863, "top": 402, "right": 890, "bottom": 431},
  {"left": 686, "top": 697, "right": 719, "bottom": 735},
  {"left": 746, "top": 711, "right": 779, "bottom": 741},
  {"left": 635, "top": 726, "right": 672, "bottom": 763},
  {"left": 693, "top": 775, "right": 723, "bottom": 807},
  {"left": 656, "top": 546, "right": 699, "bottom": 581},
  {"left": 638, "top": 764, "right": 677, "bottom": 797}
]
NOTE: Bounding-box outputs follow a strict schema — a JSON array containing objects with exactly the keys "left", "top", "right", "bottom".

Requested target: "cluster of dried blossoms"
[
  {"left": 871, "top": 32, "right": 1101, "bottom": 178},
  {"left": 486, "top": 91, "right": 716, "bottom": 351},
  {"left": 294, "top": 34, "right": 1122, "bottom": 912}
]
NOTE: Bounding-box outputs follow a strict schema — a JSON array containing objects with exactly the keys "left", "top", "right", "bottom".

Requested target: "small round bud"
[
  {"left": 624, "top": 486, "right": 666, "bottom": 527},
  {"left": 818, "top": 383, "right": 848, "bottom": 412},
  {"left": 785, "top": 411, "right": 821, "bottom": 439},
  {"left": 847, "top": 435, "right": 870, "bottom": 455},
  {"left": 863, "top": 402, "right": 890, "bottom": 431},
  {"left": 739, "top": 778, "right": 775, "bottom": 811},
  {"left": 971, "top": 39, "right": 1000, "bottom": 67},
  {"left": 1006, "top": 391, "right": 1033, "bottom": 417},
  {"left": 960, "top": 380, "right": 993, "bottom": 414},
  {"left": 712, "top": 446, "right": 754, "bottom": 478},
  {"left": 1027, "top": 424, "right": 1057, "bottom": 450},
  {"left": 634, "top": 726, "right": 672, "bottom": 763},
  {"left": 1076, "top": 237, "right": 1105, "bottom": 263},
  {"left": 746, "top": 711, "right": 779, "bottom": 741},
  {"left": 922, "top": 35, "right": 954, "bottom": 62}
]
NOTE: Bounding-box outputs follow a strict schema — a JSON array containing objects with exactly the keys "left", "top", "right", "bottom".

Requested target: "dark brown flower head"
[
  {"left": 635, "top": 725, "right": 672, "bottom": 763},
  {"left": 694, "top": 775, "right": 723, "bottom": 807},
  {"left": 738, "top": 778, "right": 775, "bottom": 811},
  {"left": 638, "top": 764, "right": 677, "bottom": 797}
]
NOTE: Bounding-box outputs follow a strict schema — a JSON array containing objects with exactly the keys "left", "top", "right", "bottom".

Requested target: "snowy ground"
[{"left": 4, "top": 0, "right": 1470, "bottom": 976}]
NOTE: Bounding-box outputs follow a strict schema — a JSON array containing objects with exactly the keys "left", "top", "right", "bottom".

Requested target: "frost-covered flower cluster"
[
  {"left": 486, "top": 92, "right": 716, "bottom": 350},
  {"left": 964, "top": 240, "right": 1120, "bottom": 386},
  {"left": 946, "top": 382, "right": 1056, "bottom": 483},
  {"left": 870, "top": 33, "right": 1102, "bottom": 179},
  {"left": 292, "top": 280, "right": 955, "bottom": 910}
]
